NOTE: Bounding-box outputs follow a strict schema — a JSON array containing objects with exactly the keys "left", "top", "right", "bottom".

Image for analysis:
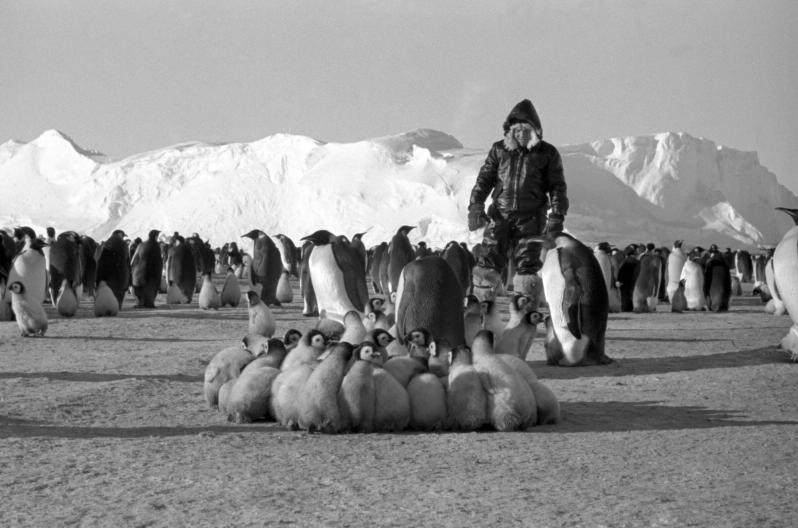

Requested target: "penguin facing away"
[
  {"left": 242, "top": 229, "right": 283, "bottom": 306},
  {"left": 131, "top": 229, "right": 163, "bottom": 308},
  {"left": 95, "top": 229, "right": 131, "bottom": 309},
  {"left": 338, "top": 342, "right": 378, "bottom": 433},
  {"left": 446, "top": 344, "right": 488, "bottom": 431},
  {"left": 220, "top": 267, "right": 242, "bottom": 307}
]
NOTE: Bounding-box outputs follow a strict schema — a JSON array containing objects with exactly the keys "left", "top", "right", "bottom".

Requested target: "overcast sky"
[{"left": 2, "top": 0, "right": 797, "bottom": 193}]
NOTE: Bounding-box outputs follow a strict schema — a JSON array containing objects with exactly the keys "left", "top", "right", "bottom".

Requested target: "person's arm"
[
  {"left": 468, "top": 146, "right": 499, "bottom": 230},
  {"left": 544, "top": 149, "right": 568, "bottom": 234}
]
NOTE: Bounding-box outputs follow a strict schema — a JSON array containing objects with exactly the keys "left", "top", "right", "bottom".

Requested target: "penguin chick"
[
  {"left": 283, "top": 328, "right": 303, "bottom": 351},
  {"left": 247, "top": 290, "right": 276, "bottom": 337},
  {"left": 338, "top": 343, "right": 378, "bottom": 433},
  {"left": 203, "top": 345, "right": 255, "bottom": 408},
  {"left": 446, "top": 344, "right": 488, "bottom": 431},
  {"left": 480, "top": 299, "right": 504, "bottom": 341},
  {"left": 220, "top": 267, "right": 242, "bottom": 307},
  {"left": 279, "top": 329, "right": 327, "bottom": 372},
  {"left": 494, "top": 311, "right": 543, "bottom": 360},
  {"left": 8, "top": 281, "right": 47, "bottom": 337},
  {"left": 198, "top": 272, "right": 221, "bottom": 310},
  {"left": 463, "top": 294, "right": 482, "bottom": 346}
]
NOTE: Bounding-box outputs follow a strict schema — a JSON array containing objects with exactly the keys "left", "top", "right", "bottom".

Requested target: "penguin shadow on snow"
[
  {"left": 531, "top": 346, "right": 791, "bottom": 380},
  {"left": 0, "top": 414, "right": 282, "bottom": 440},
  {"left": 553, "top": 401, "right": 798, "bottom": 433}
]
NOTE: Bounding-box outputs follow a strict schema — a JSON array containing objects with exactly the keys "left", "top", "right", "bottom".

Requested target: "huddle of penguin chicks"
[{"left": 203, "top": 299, "right": 560, "bottom": 434}]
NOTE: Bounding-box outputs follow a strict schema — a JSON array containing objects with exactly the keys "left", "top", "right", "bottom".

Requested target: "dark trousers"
[{"left": 477, "top": 211, "right": 546, "bottom": 275}]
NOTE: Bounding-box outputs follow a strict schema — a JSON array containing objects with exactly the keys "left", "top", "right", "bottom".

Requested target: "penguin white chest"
[
  {"left": 309, "top": 245, "right": 357, "bottom": 321},
  {"left": 541, "top": 248, "right": 589, "bottom": 364}
]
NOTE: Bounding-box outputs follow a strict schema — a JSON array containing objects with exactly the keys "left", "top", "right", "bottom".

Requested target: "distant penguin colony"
[{"left": 0, "top": 220, "right": 787, "bottom": 429}]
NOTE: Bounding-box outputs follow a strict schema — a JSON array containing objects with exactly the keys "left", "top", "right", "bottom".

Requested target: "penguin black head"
[
  {"left": 354, "top": 341, "right": 378, "bottom": 362},
  {"left": 13, "top": 226, "right": 36, "bottom": 242},
  {"left": 673, "top": 240, "right": 683, "bottom": 249},
  {"left": 246, "top": 290, "right": 262, "bottom": 305},
  {"left": 111, "top": 229, "right": 126, "bottom": 239},
  {"left": 148, "top": 229, "right": 161, "bottom": 240},
  {"left": 283, "top": 328, "right": 302, "bottom": 347},
  {"left": 449, "top": 344, "right": 472, "bottom": 366},
  {"left": 57, "top": 231, "right": 80, "bottom": 243},
  {"left": 300, "top": 229, "right": 336, "bottom": 246},
  {"left": 474, "top": 329, "right": 495, "bottom": 346},
  {"left": 597, "top": 242, "right": 612, "bottom": 253},
  {"left": 369, "top": 328, "right": 393, "bottom": 349},
  {"left": 46, "top": 226, "right": 56, "bottom": 238},
  {"left": 8, "top": 281, "right": 24, "bottom": 295},
  {"left": 304, "top": 328, "right": 328, "bottom": 349},
  {"left": 29, "top": 238, "right": 48, "bottom": 253},
  {"left": 407, "top": 328, "right": 431, "bottom": 348},
  {"left": 266, "top": 338, "right": 287, "bottom": 358},
  {"left": 242, "top": 229, "right": 266, "bottom": 240},
  {"left": 367, "top": 297, "right": 384, "bottom": 314},
  {"left": 396, "top": 225, "right": 415, "bottom": 236},
  {"left": 352, "top": 230, "right": 369, "bottom": 242}
]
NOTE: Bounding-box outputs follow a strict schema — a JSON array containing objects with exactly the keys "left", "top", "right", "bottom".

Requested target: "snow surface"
[{"left": 1, "top": 128, "right": 795, "bottom": 252}]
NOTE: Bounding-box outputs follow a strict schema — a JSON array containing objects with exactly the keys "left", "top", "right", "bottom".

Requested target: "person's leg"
[
  {"left": 511, "top": 212, "right": 546, "bottom": 308},
  {"left": 472, "top": 217, "right": 509, "bottom": 301}
]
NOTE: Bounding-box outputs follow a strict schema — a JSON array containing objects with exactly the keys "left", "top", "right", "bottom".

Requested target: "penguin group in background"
[
  {"left": 300, "top": 229, "right": 369, "bottom": 322},
  {"left": 130, "top": 229, "right": 163, "bottom": 308},
  {"left": 243, "top": 229, "right": 283, "bottom": 306},
  {"left": 96, "top": 229, "right": 131, "bottom": 309}
]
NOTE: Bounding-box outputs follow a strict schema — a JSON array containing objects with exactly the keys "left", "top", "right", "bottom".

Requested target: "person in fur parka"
[{"left": 467, "top": 99, "right": 569, "bottom": 308}]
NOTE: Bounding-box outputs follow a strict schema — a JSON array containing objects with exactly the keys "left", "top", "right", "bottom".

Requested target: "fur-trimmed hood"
[{"left": 502, "top": 99, "right": 543, "bottom": 151}]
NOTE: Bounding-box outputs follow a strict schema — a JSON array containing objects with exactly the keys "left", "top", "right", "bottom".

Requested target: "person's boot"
[
  {"left": 472, "top": 266, "right": 502, "bottom": 302},
  {"left": 512, "top": 273, "right": 542, "bottom": 310}
]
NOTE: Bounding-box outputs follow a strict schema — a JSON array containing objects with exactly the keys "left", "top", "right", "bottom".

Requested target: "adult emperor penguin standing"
[
  {"left": 387, "top": 225, "right": 416, "bottom": 295},
  {"left": 96, "top": 229, "right": 130, "bottom": 309},
  {"left": 773, "top": 207, "right": 798, "bottom": 359},
  {"left": 8, "top": 233, "right": 48, "bottom": 309},
  {"left": 300, "top": 229, "right": 369, "bottom": 323},
  {"left": 48, "top": 231, "right": 83, "bottom": 315},
  {"left": 666, "top": 241, "right": 687, "bottom": 301},
  {"left": 130, "top": 229, "right": 163, "bottom": 308},
  {"left": 167, "top": 235, "right": 196, "bottom": 303},
  {"left": 704, "top": 247, "right": 731, "bottom": 312},
  {"left": 243, "top": 229, "right": 283, "bottom": 306},
  {"left": 394, "top": 256, "right": 466, "bottom": 347},
  {"left": 536, "top": 232, "right": 612, "bottom": 366}
]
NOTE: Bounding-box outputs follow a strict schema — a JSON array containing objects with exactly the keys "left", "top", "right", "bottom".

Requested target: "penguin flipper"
[
  {"left": 478, "top": 371, "right": 497, "bottom": 395},
  {"left": 561, "top": 268, "right": 583, "bottom": 340},
  {"left": 331, "top": 241, "right": 369, "bottom": 311}
]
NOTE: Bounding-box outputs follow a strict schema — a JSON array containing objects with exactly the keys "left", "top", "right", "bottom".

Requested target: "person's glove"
[
  {"left": 468, "top": 205, "right": 489, "bottom": 231},
  {"left": 544, "top": 213, "right": 565, "bottom": 235}
]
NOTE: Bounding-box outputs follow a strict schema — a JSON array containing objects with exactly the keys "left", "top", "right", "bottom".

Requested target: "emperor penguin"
[
  {"left": 394, "top": 256, "right": 466, "bottom": 348},
  {"left": 242, "top": 334, "right": 289, "bottom": 369},
  {"left": 494, "top": 310, "right": 543, "bottom": 360},
  {"left": 226, "top": 339, "right": 286, "bottom": 423},
  {"left": 79, "top": 235, "right": 97, "bottom": 298},
  {"left": 338, "top": 342, "right": 379, "bottom": 433},
  {"left": 247, "top": 290, "right": 276, "bottom": 338},
  {"left": 407, "top": 369, "right": 447, "bottom": 431},
  {"left": 369, "top": 242, "right": 388, "bottom": 295},
  {"left": 536, "top": 233, "right": 612, "bottom": 366},
  {"left": 617, "top": 250, "right": 640, "bottom": 312},
  {"left": 94, "top": 280, "right": 119, "bottom": 317},
  {"left": 299, "top": 240, "right": 318, "bottom": 317},
  {"left": 300, "top": 229, "right": 369, "bottom": 322},
  {"left": 471, "top": 330, "right": 537, "bottom": 431},
  {"left": 349, "top": 231, "right": 370, "bottom": 276},
  {"left": 670, "top": 280, "right": 688, "bottom": 313},
  {"left": 8, "top": 281, "right": 48, "bottom": 336},
  {"left": 198, "top": 272, "right": 221, "bottom": 310},
  {"left": 372, "top": 363, "right": 411, "bottom": 432},
  {"left": 632, "top": 252, "right": 661, "bottom": 312},
  {"left": 8, "top": 235, "right": 48, "bottom": 307},
  {"left": 55, "top": 278, "right": 79, "bottom": 317},
  {"left": 219, "top": 267, "right": 242, "bottom": 307},
  {"left": 279, "top": 328, "right": 327, "bottom": 373},
  {"left": 340, "top": 310, "right": 368, "bottom": 346},
  {"left": 441, "top": 240, "right": 473, "bottom": 298},
  {"left": 594, "top": 242, "right": 621, "bottom": 313},
  {"left": 297, "top": 342, "right": 353, "bottom": 433},
  {"left": 166, "top": 236, "right": 196, "bottom": 304},
  {"left": 773, "top": 207, "right": 798, "bottom": 359},
  {"left": 203, "top": 344, "right": 255, "bottom": 408},
  {"left": 764, "top": 256, "right": 786, "bottom": 315},
  {"left": 680, "top": 258, "right": 707, "bottom": 310},
  {"left": 704, "top": 249, "right": 731, "bottom": 312},
  {"left": 96, "top": 229, "right": 131, "bottom": 309},
  {"left": 130, "top": 229, "right": 163, "bottom": 308},
  {"left": 387, "top": 225, "right": 415, "bottom": 295},
  {"left": 48, "top": 231, "right": 83, "bottom": 309},
  {"left": 274, "top": 233, "right": 300, "bottom": 278},
  {"left": 734, "top": 250, "right": 753, "bottom": 283},
  {"left": 242, "top": 229, "right": 283, "bottom": 306},
  {"left": 463, "top": 294, "right": 482, "bottom": 346},
  {"left": 495, "top": 353, "right": 560, "bottom": 425},
  {"left": 446, "top": 344, "right": 488, "bottom": 431}
]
